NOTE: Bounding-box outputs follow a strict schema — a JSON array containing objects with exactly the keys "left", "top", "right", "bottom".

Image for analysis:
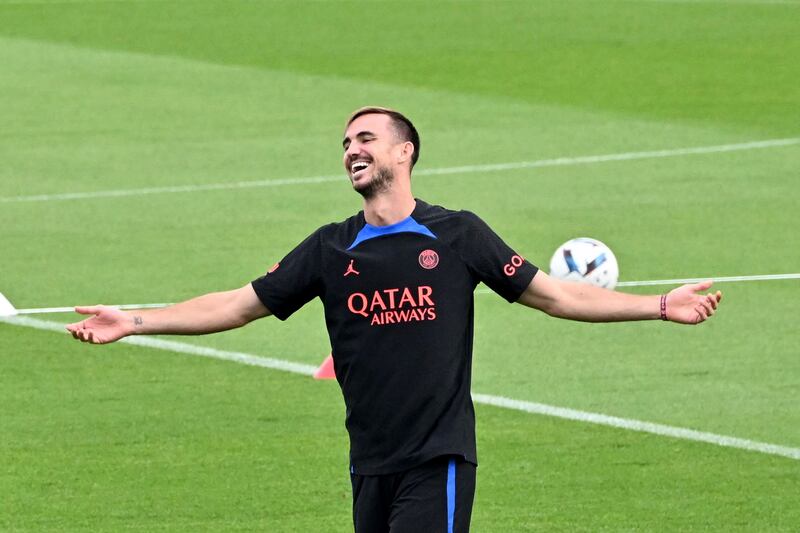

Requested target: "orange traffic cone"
[{"left": 313, "top": 353, "right": 336, "bottom": 380}]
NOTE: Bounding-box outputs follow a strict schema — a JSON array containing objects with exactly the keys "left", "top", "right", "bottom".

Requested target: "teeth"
[{"left": 351, "top": 161, "right": 369, "bottom": 173}]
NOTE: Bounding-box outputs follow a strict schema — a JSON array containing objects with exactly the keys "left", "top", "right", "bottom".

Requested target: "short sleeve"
[
  {"left": 251, "top": 229, "right": 324, "bottom": 320},
  {"left": 456, "top": 212, "right": 539, "bottom": 303}
]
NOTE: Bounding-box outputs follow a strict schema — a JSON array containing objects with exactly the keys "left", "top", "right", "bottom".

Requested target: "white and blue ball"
[{"left": 549, "top": 237, "right": 619, "bottom": 290}]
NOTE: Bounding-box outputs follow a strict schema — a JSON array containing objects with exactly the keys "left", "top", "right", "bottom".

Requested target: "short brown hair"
[{"left": 346, "top": 106, "right": 420, "bottom": 168}]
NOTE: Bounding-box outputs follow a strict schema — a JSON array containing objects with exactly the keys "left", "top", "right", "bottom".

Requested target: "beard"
[{"left": 353, "top": 165, "right": 394, "bottom": 199}]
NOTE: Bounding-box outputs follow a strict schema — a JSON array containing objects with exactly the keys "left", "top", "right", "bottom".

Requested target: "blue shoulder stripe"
[{"left": 347, "top": 216, "right": 437, "bottom": 250}]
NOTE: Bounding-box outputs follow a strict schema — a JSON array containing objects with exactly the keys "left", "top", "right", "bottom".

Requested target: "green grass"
[
  {"left": 1, "top": 0, "right": 798, "bottom": 134},
  {"left": 3, "top": 326, "right": 799, "bottom": 532},
  {"left": 1, "top": 0, "right": 799, "bottom": 531}
]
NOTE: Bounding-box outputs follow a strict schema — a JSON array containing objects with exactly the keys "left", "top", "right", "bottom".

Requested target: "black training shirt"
[{"left": 251, "top": 199, "right": 538, "bottom": 474}]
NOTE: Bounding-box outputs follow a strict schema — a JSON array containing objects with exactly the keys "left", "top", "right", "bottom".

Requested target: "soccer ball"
[{"left": 548, "top": 237, "right": 619, "bottom": 289}]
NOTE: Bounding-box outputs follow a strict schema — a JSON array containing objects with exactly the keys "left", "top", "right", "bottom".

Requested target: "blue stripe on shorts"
[{"left": 446, "top": 458, "right": 456, "bottom": 533}]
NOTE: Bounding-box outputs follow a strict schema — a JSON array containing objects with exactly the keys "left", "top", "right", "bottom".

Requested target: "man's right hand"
[
  {"left": 66, "top": 305, "right": 135, "bottom": 344},
  {"left": 65, "top": 285, "right": 272, "bottom": 345}
]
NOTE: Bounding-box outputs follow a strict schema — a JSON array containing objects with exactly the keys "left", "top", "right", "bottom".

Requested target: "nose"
[
  {"left": 344, "top": 148, "right": 367, "bottom": 171},
  {"left": 344, "top": 142, "right": 361, "bottom": 162}
]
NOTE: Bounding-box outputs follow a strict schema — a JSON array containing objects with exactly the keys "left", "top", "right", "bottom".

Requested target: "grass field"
[{"left": 1, "top": 0, "right": 799, "bottom": 531}]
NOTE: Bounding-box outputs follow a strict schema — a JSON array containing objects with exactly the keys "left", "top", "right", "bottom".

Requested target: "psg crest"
[{"left": 418, "top": 249, "right": 439, "bottom": 269}]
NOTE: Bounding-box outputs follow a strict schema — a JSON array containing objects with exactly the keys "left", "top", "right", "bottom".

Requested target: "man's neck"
[{"left": 362, "top": 189, "right": 416, "bottom": 226}]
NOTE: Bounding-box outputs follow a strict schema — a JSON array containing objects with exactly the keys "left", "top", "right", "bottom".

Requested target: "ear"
[{"left": 396, "top": 141, "right": 415, "bottom": 166}]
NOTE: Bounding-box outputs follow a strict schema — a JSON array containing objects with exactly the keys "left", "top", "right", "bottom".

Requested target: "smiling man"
[{"left": 67, "top": 106, "right": 722, "bottom": 533}]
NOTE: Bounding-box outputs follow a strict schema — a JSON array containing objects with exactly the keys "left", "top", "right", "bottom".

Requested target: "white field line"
[
  {"left": 0, "top": 0, "right": 175, "bottom": 5},
  {"left": 626, "top": 0, "right": 799, "bottom": 5},
  {"left": 2, "top": 137, "right": 799, "bottom": 203},
  {"left": 14, "top": 302, "right": 171, "bottom": 315},
  {"left": 2, "top": 314, "right": 799, "bottom": 462},
  {"left": 9, "top": 272, "right": 800, "bottom": 315},
  {"left": 471, "top": 394, "right": 800, "bottom": 460},
  {"left": 3, "top": 0, "right": 796, "bottom": 6},
  {"left": 615, "top": 272, "right": 800, "bottom": 287},
  {"left": 472, "top": 272, "right": 800, "bottom": 294},
  {"left": 0, "top": 175, "right": 344, "bottom": 203},
  {"left": 2, "top": 315, "right": 318, "bottom": 375}
]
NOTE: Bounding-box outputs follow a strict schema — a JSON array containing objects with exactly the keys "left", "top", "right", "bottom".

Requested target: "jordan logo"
[{"left": 344, "top": 259, "right": 360, "bottom": 277}]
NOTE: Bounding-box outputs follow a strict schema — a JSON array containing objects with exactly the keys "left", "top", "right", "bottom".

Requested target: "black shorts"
[{"left": 350, "top": 455, "right": 476, "bottom": 533}]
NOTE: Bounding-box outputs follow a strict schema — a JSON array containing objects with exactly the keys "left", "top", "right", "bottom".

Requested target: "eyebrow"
[{"left": 342, "top": 130, "right": 376, "bottom": 149}]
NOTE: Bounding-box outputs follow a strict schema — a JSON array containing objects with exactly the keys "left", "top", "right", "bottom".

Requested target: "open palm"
[
  {"left": 666, "top": 281, "right": 722, "bottom": 324},
  {"left": 66, "top": 305, "right": 134, "bottom": 344}
]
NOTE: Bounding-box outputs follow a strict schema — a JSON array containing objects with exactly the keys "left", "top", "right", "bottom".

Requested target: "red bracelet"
[{"left": 660, "top": 294, "right": 668, "bottom": 321}]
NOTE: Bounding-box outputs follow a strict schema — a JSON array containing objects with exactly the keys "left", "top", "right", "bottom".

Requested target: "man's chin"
[
  {"left": 353, "top": 183, "right": 374, "bottom": 199},
  {"left": 351, "top": 174, "right": 374, "bottom": 193},
  {"left": 349, "top": 178, "right": 364, "bottom": 192},
  {"left": 351, "top": 167, "right": 393, "bottom": 199},
  {"left": 350, "top": 173, "right": 369, "bottom": 188}
]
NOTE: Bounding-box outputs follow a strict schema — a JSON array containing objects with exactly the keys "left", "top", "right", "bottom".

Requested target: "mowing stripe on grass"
[
  {"left": 9, "top": 272, "right": 800, "bottom": 315},
  {"left": 3, "top": 314, "right": 799, "bottom": 461},
  {"left": 2, "top": 137, "right": 798, "bottom": 203}
]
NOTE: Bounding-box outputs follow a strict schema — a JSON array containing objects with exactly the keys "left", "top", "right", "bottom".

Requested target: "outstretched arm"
[
  {"left": 66, "top": 284, "right": 271, "bottom": 344},
  {"left": 518, "top": 270, "right": 722, "bottom": 324}
]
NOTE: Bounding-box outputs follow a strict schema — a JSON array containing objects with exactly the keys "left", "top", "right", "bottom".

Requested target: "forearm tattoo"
[{"left": 133, "top": 316, "right": 143, "bottom": 326}]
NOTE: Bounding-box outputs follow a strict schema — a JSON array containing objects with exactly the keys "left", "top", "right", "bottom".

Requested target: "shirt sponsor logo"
[
  {"left": 503, "top": 255, "right": 525, "bottom": 276},
  {"left": 418, "top": 249, "right": 439, "bottom": 270},
  {"left": 347, "top": 286, "right": 437, "bottom": 326}
]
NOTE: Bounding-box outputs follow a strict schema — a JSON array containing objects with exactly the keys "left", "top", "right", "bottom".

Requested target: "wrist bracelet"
[{"left": 660, "top": 294, "right": 668, "bottom": 321}]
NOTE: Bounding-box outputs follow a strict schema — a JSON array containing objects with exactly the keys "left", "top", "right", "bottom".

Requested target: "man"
[{"left": 67, "top": 107, "right": 722, "bottom": 532}]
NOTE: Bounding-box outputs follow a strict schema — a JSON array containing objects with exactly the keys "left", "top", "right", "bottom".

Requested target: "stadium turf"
[{"left": 1, "top": 0, "right": 798, "bottom": 531}]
